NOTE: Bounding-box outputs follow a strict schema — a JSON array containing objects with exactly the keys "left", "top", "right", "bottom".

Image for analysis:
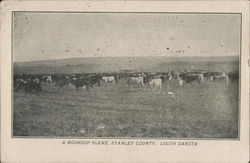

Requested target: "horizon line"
[{"left": 14, "top": 55, "right": 239, "bottom": 63}]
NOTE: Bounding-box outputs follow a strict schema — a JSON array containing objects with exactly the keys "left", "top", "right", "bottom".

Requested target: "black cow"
[
  {"left": 178, "top": 72, "right": 201, "bottom": 86},
  {"left": 70, "top": 75, "right": 101, "bottom": 92},
  {"left": 185, "top": 75, "right": 201, "bottom": 85}
]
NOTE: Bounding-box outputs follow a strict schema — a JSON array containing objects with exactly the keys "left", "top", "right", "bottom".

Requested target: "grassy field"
[{"left": 13, "top": 81, "right": 239, "bottom": 138}]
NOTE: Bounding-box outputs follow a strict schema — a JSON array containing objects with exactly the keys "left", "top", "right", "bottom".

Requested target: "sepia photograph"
[
  {"left": 12, "top": 12, "right": 240, "bottom": 139},
  {"left": 1, "top": 1, "right": 249, "bottom": 163}
]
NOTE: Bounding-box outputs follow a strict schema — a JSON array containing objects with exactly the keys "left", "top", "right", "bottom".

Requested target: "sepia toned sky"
[{"left": 13, "top": 12, "right": 241, "bottom": 62}]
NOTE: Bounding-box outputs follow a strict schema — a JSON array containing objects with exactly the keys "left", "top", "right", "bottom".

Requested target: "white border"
[{"left": 1, "top": 1, "right": 249, "bottom": 162}]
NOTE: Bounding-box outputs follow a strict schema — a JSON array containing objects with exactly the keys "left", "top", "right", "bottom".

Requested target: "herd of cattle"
[{"left": 14, "top": 70, "right": 239, "bottom": 94}]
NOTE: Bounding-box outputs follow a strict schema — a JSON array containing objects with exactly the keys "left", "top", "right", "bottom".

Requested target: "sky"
[{"left": 13, "top": 12, "right": 241, "bottom": 62}]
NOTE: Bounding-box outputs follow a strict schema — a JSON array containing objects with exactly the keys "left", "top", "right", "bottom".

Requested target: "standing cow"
[
  {"left": 149, "top": 78, "right": 162, "bottom": 94},
  {"left": 127, "top": 76, "right": 144, "bottom": 91},
  {"left": 70, "top": 75, "right": 101, "bottom": 92},
  {"left": 102, "top": 76, "right": 115, "bottom": 84}
]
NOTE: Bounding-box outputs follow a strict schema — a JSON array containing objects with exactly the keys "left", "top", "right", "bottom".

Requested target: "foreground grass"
[{"left": 13, "top": 82, "right": 239, "bottom": 138}]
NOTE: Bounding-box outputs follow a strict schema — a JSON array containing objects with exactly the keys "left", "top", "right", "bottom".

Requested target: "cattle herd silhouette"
[{"left": 14, "top": 69, "right": 239, "bottom": 95}]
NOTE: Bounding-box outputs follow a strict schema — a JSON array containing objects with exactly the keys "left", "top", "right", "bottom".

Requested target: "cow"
[
  {"left": 212, "top": 76, "right": 229, "bottom": 83},
  {"left": 179, "top": 79, "right": 185, "bottom": 86},
  {"left": 185, "top": 75, "right": 201, "bottom": 85},
  {"left": 70, "top": 75, "right": 101, "bottom": 92},
  {"left": 41, "top": 75, "right": 53, "bottom": 85},
  {"left": 209, "top": 71, "right": 229, "bottom": 84},
  {"left": 188, "top": 73, "right": 204, "bottom": 83},
  {"left": 102, "top": 76, "right": 115, "bottom": 84},
  {"left": 70, "top": 77, "right": 88, "bottom": 91},
  {"left": 160, "top": 75, "right": 172, "bottom": 85},
  {"left": 143, "top": 76, "right": 151, "bottom": 85},
  {"left": 222, "top": 71, "right": 229, "bottom": 84},
  {"left": 87, "top": 75, "right": 102, "bottom": 88},
  {"left": 177, "top": 72, "right": 187, "bottom": 86},
  {"left": 198, "top": 74, "right": 204, "bottom": 83},
  {"left": 127, "top": 76, "right": 144, "bottom": 90},
  {"left": 204, "top": 71, "right": 221, "bottom": 82},
  {"left": 148, "top": 78, "right": 162, "bottom": 94},
  {"left": 170, "top": 71, "right": 178, "bottom": 83},
  {"left": 178, "top": 72, "right": 202, "bottom": 86},
  {"left": 47, "top": 75, "right": 53, "bottom": 83}
]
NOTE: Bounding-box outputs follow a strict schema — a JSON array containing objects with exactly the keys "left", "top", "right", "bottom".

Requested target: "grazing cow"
[
  {"left": 127, "top": 76, "right": 144, "bottom": 90},
  {"left": 102, "top": 76, "right": 115, "bottom": 84},
  {"left": 149, "top": 78, "right": 162, "bottom": 94}
]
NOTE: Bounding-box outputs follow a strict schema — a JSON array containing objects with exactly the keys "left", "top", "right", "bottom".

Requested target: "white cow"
[
  {"left": 47, "top": 75, "right": 52, "bottom": 83},
  {"left": 222, "top": 71, "right": 229, "bottom": 84},
  {"left": 168, "top": 75, "right": 173, "bottom": 83},
  {"left": 127, "top": 77, "right": 144, "bottom": 90},
  {"left": 149, "top": 78, "right": 162, "bottom": 94},
  {"left": 179, "top": 79, "right": 185, "bottom": 86},
  {"left": 102, "top": 76, "right": 115, "bottom": 84}
]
